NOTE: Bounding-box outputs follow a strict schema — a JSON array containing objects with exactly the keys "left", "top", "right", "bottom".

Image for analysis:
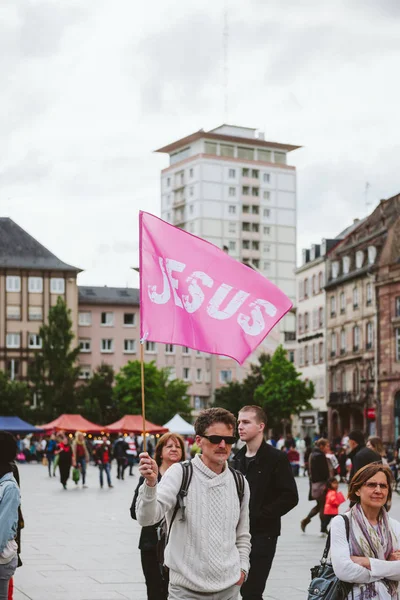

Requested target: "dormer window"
[
  {"left": 331, "top": 261, "right": 340, "bottom": 279},
  {"left": 342, "top": 256, "right": 350, "bottom": 275},
  {"left": 368, "top": 246, "right": 377, "bottom": 265},
  {"left": 356, "top": 250, "right": 364, "bottom": 269}
]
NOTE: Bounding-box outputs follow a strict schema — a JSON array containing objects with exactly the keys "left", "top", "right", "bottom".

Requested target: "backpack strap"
[
  {"left": 229, "top": 466, "right": 245, "bottom": 504},
  {"left": 321, "top": 513, "right": 350, "bottom": 564},
  {"left": 178, "top": 460, "right": 193, "bottom": 522},
  {"left": 165, "top": 461, "right": 193, "bottom": 546}
]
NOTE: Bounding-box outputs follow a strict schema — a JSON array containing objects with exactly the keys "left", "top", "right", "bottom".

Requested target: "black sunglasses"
[{"left": 200, "top": 434, "right": 237, "bottom": 445}]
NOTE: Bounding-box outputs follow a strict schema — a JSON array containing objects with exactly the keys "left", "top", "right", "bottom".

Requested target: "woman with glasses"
[
  {"left": 331, "top": 463, "right": 400, "bottom": 599},
  {"left": 131, "top": 432, "right": 185, "bottom": 600}
]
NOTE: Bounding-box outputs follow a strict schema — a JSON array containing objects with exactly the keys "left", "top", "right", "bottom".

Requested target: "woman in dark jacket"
[
  {"left": 301, "top": 438, "right": 331, "bottom": 534},
  {"left": 130, "top": 433, "right": 185, "bottom": 600}
]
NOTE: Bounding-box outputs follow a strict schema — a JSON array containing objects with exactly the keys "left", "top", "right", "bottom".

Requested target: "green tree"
[
  {"left": 214, "top": 352, "right": 271, "bottom": 414},
  {"left": 0, "top": 371, "right": 31, "bottom": 418},
  {"left": 77, "top": 364, "right": 116, "bottom": 424},
  {"left": 113, "top": 360, "right": 191, "bottom": 424},
  {"left": 255, "top": 345, "right": 314, "bottom": 434},
  {"left": 29, "top": 297, "right": 80, "bottom": 420}
]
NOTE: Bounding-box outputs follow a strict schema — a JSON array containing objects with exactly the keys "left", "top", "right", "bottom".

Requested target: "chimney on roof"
[
  {"left": 302, "top": 248, "right": 310, "bottom": 265},
  {"left": 354, "top": 218, "right": 359, "bottom": 224},
  {"left": 258, "top": 132, "right": 265, "bottom": 140}
]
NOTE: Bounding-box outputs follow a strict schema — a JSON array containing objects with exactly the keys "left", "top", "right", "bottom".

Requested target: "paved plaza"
[{"left": 12, "top": 462, "right": 400, "bottom": 600}]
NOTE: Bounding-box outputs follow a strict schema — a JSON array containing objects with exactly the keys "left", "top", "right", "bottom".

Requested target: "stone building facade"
[{"left": 326, "top": 194, "right": 400, "bottom": 441}]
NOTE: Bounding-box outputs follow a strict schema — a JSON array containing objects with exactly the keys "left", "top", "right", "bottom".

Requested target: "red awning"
[
  {"left": 40, "top": 414, "right": 104, "bottom": 433},
  {"left": 104, "top": 415, "right": 168, "bottom": 435}
]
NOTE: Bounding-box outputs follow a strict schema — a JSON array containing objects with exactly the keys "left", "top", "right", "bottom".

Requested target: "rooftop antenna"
[
  {"left": 223, "top": 5, "right": 229, "bottom": 121},
  {"left": 365, "top": 182, "right": 371, "bottom": 215}
]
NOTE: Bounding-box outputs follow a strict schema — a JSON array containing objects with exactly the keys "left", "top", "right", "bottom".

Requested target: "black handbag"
[{"left": 307, "top": 515, "right": 353, "bottom": 600}]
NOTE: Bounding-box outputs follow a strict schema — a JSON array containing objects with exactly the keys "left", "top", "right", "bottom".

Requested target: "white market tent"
[{"left": 163, "top": 414, "right": 195, "bottom": 436}]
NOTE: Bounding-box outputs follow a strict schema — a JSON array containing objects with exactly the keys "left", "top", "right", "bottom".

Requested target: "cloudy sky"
[{"left": 1, "top": 0, "right": 399, "bottom": 287}]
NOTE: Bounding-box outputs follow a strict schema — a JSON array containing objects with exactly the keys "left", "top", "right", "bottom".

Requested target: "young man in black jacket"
[{"left": 235, "top": 405, "right": 299, "bottom": 600}]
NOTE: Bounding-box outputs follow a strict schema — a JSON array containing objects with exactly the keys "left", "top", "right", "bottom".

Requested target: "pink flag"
[{"left": 139, "top": 212, "right": 293, "bottom": 365}]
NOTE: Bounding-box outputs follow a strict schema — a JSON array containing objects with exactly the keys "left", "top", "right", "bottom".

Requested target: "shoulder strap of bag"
[
  {"left": 321, "top": 513, "right": 350, "bottom": 563},
  {"left": 165, "top": 460, "right": 193, "bottom": 545},
  {"left": 229, "top": 466, "right": 245, "bottom": 504}
]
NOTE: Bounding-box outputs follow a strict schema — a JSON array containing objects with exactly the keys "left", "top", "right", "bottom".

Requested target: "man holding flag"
[{"left": 136, "top": 407, "right": 250, "bottom": 600}]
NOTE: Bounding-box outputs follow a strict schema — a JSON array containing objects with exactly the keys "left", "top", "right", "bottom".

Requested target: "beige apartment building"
[
  {"left": 77, "top": 286, "right": 212, "bottom": 413},
  {"left": 0, "top": 218, "right": 80, "bottom": 380}
]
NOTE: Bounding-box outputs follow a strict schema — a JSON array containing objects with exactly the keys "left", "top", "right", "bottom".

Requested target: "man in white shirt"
[{"left": 136, "top": 407, "right": 251, "bottom": 600}]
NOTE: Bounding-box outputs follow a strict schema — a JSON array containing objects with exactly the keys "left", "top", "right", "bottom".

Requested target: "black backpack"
[{"left": 156, "top": 460, "right": 245, "bottom": 580}]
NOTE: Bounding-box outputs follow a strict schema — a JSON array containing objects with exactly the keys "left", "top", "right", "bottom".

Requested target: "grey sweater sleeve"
[
  {"left": 135, "top": 463, "right": 183, "bottom": 527},
  {"left": 236, "top": 478, "right": 251, "bottom": 574}
]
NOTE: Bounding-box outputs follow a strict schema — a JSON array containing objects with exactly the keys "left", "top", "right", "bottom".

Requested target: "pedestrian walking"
[
  {"left": 322, "top": 477, "right": 345, "bottom": 532},
  {"left": 94, "top": 436, "right": 113, "bottom": 488},
  {"left": 331, "top": 463, "right": 400, "bottom": 599},
  {"left": 72, "top": 432, "right": 90, "bottom": 488},
  {"left": 136, "top": 407, "right": 251, "bottom": 600},
  {"left": 45, "top": 434, "right": 57, "bottom": 477},
  {"left": 131, "top": 432, "right": 185, "bottom": 600},
  {"left": 125, "top": 433, "right": 137, "bottom": 477},
  {"left": 235, "top": 406, "right": 298, "bottom": 600},
  {"left": 348, "top": 430, "right": 382, "bottom": 482},
  {"left": 301, "top": 438, "right": 332, "bottom": 534},
  {"left": 113, "top": 433, "right": 129, "bottom": 480},
  {"left": 0, "top": 432, "right": 21, "bottom": 600},
  {"left": 367, "top": 436, "right": 388, "bottom": 465},
  {"left": 54, "top": 432, "right": 72, "bottom": 490},
  {"left": 7, "top": 462, "right": 24, "bottom": 600}
]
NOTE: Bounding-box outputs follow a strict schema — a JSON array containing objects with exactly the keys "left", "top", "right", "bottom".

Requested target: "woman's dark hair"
[
  {"left": 327, "top": 477, "right": 338, "bottom": 489},
  {"left": 0, "top": 431, "right": 18, "bottom": 463},
  {"left": 154, "top": 433, "right": 185, "bottom": 467},
  {"left": 348, "top": 463, "right": 393, "bottom": 509}
]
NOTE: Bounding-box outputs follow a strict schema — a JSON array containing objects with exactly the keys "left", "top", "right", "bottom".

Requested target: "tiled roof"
[
  {"left": 0, "top": 218, "right": 81, "bottom": 272},
  {"left": 78, "top": 286, "right": 140, "bottom": 306}
]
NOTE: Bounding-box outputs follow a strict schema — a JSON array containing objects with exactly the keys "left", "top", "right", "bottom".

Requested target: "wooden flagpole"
[{"left": 140, "top": 342, "right": 147, "bottom": 453}]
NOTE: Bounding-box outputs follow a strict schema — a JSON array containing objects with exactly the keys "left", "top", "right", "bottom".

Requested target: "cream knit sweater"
[{"left": 136, "top": 454, "right": 251, "bottom": 593}]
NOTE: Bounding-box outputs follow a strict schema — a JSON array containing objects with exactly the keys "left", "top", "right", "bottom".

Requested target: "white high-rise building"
[{"left": 158, "top": 124, "right": 300, "bottom": 303}]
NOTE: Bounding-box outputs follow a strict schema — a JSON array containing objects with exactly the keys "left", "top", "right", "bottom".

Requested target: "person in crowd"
[
  {"left": 54, "top": 432, "right": 72, "bottom": 490},
  {"left": 322, "top": 477, "right": 345, "bottom": 533},
  {"left": 136, "top": 407, "right": 251, "bottom": 600},
  {"left": 72, "top": 431, "right": 90, "bottom": 488},
  {"left": 331, "top": 463, "right": 400, "bottom": 598},
  {"left": 284, "top": 433, "right": 296, "bottom": 450},
  {"left": 125, "top": 432, "right": 137, "bottom": 477},
  {"left": 303, "top": 442, "right": 312, "bottom": 478},
  {"left": 337, "top": 446, "right": 348, "bottom": 483},
  {"left": 113, "top": 433, "right": 129, "bottom": 481},
  {"left": 235, "top": 406, "right": 298, "bottom": 600},
  {"left": 0, "top": 432, "right": 21, "bottom": 600},
  {"left": 21, "top": 436, "right": 31, "bottom": 462},
  {"left": 367, "top": 436, "right": 388, "bottom": 465},
  {"left": 131, "top": 432, "right": 185, "bottom": 600},
  {"left": 45, "top": 434, "right": 57, "bottom": 477},
  {"left": 286, "top": 446, "right": 301, "bottom": 477},
  {"left": 94, "top": 436, "right": 113, "bottom": 489},
  {"left": 7, "top": 461, "right": 24, "bottom": 600},
  {"left": 276, "top": 435, "right": 285, "bottom": 450},
  {"left": 348, "top": 430, "right": 382, "bottom": 481},
  {"left": 301, "top": 438, "right": 332, "bottom": 534}
]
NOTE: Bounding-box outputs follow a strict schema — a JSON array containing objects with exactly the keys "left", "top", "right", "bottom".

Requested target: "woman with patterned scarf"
[{"left": 331, "top": 463, "right": 400, "bottom": 599}]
